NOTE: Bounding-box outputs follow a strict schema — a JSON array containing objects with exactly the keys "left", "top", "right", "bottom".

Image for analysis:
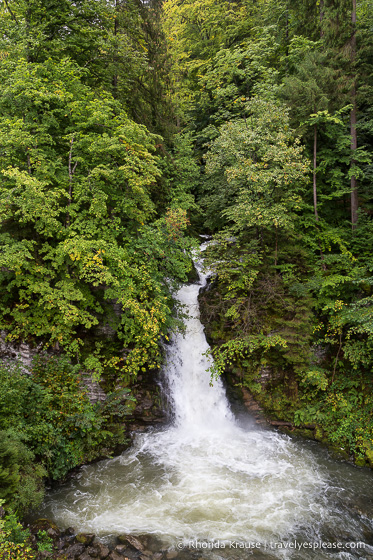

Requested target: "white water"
[{"left": 40, "top": 245, "right": 373, "bottom": 559}]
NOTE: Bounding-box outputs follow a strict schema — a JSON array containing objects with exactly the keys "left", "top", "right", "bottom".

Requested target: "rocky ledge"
[{"left": 28, "top": 520, "right": 190, "bottom": 560}]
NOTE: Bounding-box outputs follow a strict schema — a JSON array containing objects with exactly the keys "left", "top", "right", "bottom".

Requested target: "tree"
[
  {"left": 0, "top": 58, "right": 193, "bottom": 377},
  {"left": 204, "top": 98, "right": 309, "bottom": 249},
  {"left": 282, "top": 47, "right": 338, "bottom": 221},
  {"left": 350, "top": 0, "right": 358, "bottom": 228}
]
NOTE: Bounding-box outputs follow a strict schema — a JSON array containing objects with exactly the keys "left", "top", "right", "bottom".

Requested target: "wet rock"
[
  {"left": 65, "top": 543, "right": 86, "bottom": 559},
  {"left": 108, "top": 553, "right": 124, "bottom": 560},
  {"left": 76, "top": 533, "right": 96, "bottom": 546},
  {"left": 240, "top": 388, "right": 266, "bottom": 425},
  {"left": 39, "top": 552, "right": 53, "bottom": 559},
  {"left": 47, "top": 526, "right": 60, "bottom": 539},
  {"left": 117, "top": 535, "right": 145, "bottom": 552},
  {"left": 86, "top": 545, "right": 100, "bottom": 557},
  {"left": 78, "top": 554, "right": 94, "bottom": 560},
  {"left": 363, "top": 440, "right": 373, "bottom": 468},
  {"left": 140, "top": 535, "right": 165, "bottom": 553},
  {"left": 118, "top": 549, "right": 141, "bottom": 560},
  {"left": 64, "top": 527, "right": 76, "bottom": 537},
  {"left": 96, "top": 542, "right": 110, "bottom": 559},
  {"left": 187, "top": 262, "right": 199, "bottom": 284},
  {"left": 152, "top": 553, "right": 163, "bottom": 560},
  {"left": 166, "top": 552, "right": 178, "bottom": 560},
  {"left": 355, "top": 456, "right": 368, "bottom": 467},
  {"left": 57, "top": 538, "right": 67, "bottom": 550},
  {"left": 114, "top": 544, "right": 128, "bottom": 555},
  {"left": 328, "top": 445, "right": 350, "bottom": 461}
]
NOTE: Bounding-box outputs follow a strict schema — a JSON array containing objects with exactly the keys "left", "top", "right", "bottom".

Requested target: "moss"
[
  {"left": 363, "top": 441, "right": 373, "bottom": 468},
  {"left": 314, "top": 426, "right": 324, "bottom": 441},
  {"left": 329, "top": 446, "right": 350, "bottom": 462},
  {"left": 355, "top": 457, "right": 368, "bottom": 468},
  {"left": 75, "top": 533, "right": 95, "bottom": 545}
]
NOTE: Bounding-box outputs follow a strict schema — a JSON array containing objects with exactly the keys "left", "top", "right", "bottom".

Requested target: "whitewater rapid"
[{"left": 39, "top": 244, "right": 373, "bottom": 559}]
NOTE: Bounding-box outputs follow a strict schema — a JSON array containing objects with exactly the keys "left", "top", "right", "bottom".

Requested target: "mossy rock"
[
  {"left": 355, "top": 456, "right": 368, "bottom": 468},
  {"left": 314, "top": 426, "right": 324, "bottom": 441},
  {"left": 363, "top": 440, "right": 373, "bottom": 468},
  {"left": 293, "top": 428, "right": 315, "bottom": 440},
  {"left": 75, "top": 533, "right": 95, "bottom": 545},
  {"left": 329, "top": 446, "right": 350, "bottom": 461},
  {"left": 30, "top": 518, "right": 60, "bottom": 536}
]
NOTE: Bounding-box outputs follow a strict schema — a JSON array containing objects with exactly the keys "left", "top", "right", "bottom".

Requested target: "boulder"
[
  {"left": 108, "top": 553, "right": 124, "bottom": 560},
  {"left": 76, "top": 533, "right": 96, "bottom": 546},
  {"left": 115, "top": 544, "right": 129, "bottom": 555},
  {"left": 79, "top": 554, "right": 94, "bottom": 560},
  {"left": 86, "top": 545, "right": 100, "bottom": 558},
  {"left": 117, "top": 535, "right": 145, "bottom": 552},
  {"left": 140, "top": 535, "right": 166, "bottom": 554},
  {"left": 65, "top": 543, "right": 86, "bottom": 559},
  {"left": 96, "top": 543, "right": 111, "bottom": 559}
]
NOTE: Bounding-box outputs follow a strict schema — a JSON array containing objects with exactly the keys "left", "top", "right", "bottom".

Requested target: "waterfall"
[
  {"left": 40, "top": 244, "right": 373, "bottom": 559},
  {"left": 163, "top": 243, "right": 234, "bottom": 431}
]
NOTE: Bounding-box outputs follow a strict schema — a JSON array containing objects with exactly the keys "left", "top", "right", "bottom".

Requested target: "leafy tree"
[
  {"left": 203, "top": 98, "right": 309, "bottom": 244},
  {"left": 0, "top": 0, "right": 112, "bottom": 65},
  {"left": 0, "top": 58, "right": 193, "bottom": 375}
]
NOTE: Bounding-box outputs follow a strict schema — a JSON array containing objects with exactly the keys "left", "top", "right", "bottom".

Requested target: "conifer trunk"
[
  {"left": 313, "top": 123, "right": 319, "bottom": 221},
  {"left": 350, "top": 0, "right": 358, "bottom": 229},
  {"left": 112, "top": 0, "right": 119, "bottom": 97}
]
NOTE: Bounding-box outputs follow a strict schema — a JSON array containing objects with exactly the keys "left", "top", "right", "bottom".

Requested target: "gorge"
[{"left": 37, "top": 247, "right": 373, "bottom": 560}]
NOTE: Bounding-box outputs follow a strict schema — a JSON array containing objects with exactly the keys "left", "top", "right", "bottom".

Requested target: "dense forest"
[{"left": 0, "top": 0, "right": 373, "bottom": 556}]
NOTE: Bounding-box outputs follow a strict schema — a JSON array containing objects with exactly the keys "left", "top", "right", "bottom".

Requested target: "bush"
[
  {"left": 0, "top": 504, "right": 35, "bottom": 560},
  {"left": 0, "top": 430, "right": 45, "bottom": 514},
  {"left": 0, "top": 356, "right": 134, "bottom": 513},
  {"left": 36, "top": 530, "right": 53, "bottom": 553}
]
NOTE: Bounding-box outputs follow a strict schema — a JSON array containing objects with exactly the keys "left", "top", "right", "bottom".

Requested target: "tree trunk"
[
  {"left": 26, "top": 0, "right": 31, "bottom": 62},
  {"left": 112, "top": 0, "right": 119, "bottom": 97},
  {"left": 313, "top": 123, "right": 319, "bottom": 221},
  {"left": 350, "top": 0, "right": 358, "bottom": 229}
]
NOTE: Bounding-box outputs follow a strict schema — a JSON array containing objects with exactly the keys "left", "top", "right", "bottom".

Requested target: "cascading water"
[{"left": 39, "top": 244, "right": 373, "bottom": 559}]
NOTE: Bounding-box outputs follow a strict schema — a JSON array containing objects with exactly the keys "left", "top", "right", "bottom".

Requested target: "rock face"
[
  {"left": 80, "top": 372, "right": 107, "bottom": 404},
  {"left": 0, "top": 330, "right": 41, "bottom": 372}
]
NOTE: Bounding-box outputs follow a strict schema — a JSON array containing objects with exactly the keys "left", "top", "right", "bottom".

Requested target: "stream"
[{"left": 38, "top": 245, "right": 373, "bottom": 559}]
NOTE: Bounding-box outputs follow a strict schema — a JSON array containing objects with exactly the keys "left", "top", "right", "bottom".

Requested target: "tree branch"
[{"left": 4, "top": 0, "right": 18, "bottom": 23}]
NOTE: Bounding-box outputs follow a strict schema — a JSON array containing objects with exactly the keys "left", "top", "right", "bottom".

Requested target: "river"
[{"left": 38, "top": 244, "right": 373, "bottom": 559}]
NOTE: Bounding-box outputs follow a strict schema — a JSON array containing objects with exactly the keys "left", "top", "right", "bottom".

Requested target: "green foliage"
[
  {"left": 2, "top": 512, "right": 30, "bottom": 545},
  {"left": 0, "top": 57, "right": 194, "bottom": 377},
  {"left": 0, "top": 502, "right": 35, "bottom": 560},
  {"left": 160, "top": 132, "right": 200, "bottom": 212},
  {"left": 204, "top": 98, "right": 309, "bottom": 234},
  {"left": 0, "top": 358, "right": 135, "bottom": 503},
  {"left": 36, "top": 531, "right": 53, "bottom": 553},
  {"left": 0, "top": 429, "right": 45, "bottom": 514}
]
